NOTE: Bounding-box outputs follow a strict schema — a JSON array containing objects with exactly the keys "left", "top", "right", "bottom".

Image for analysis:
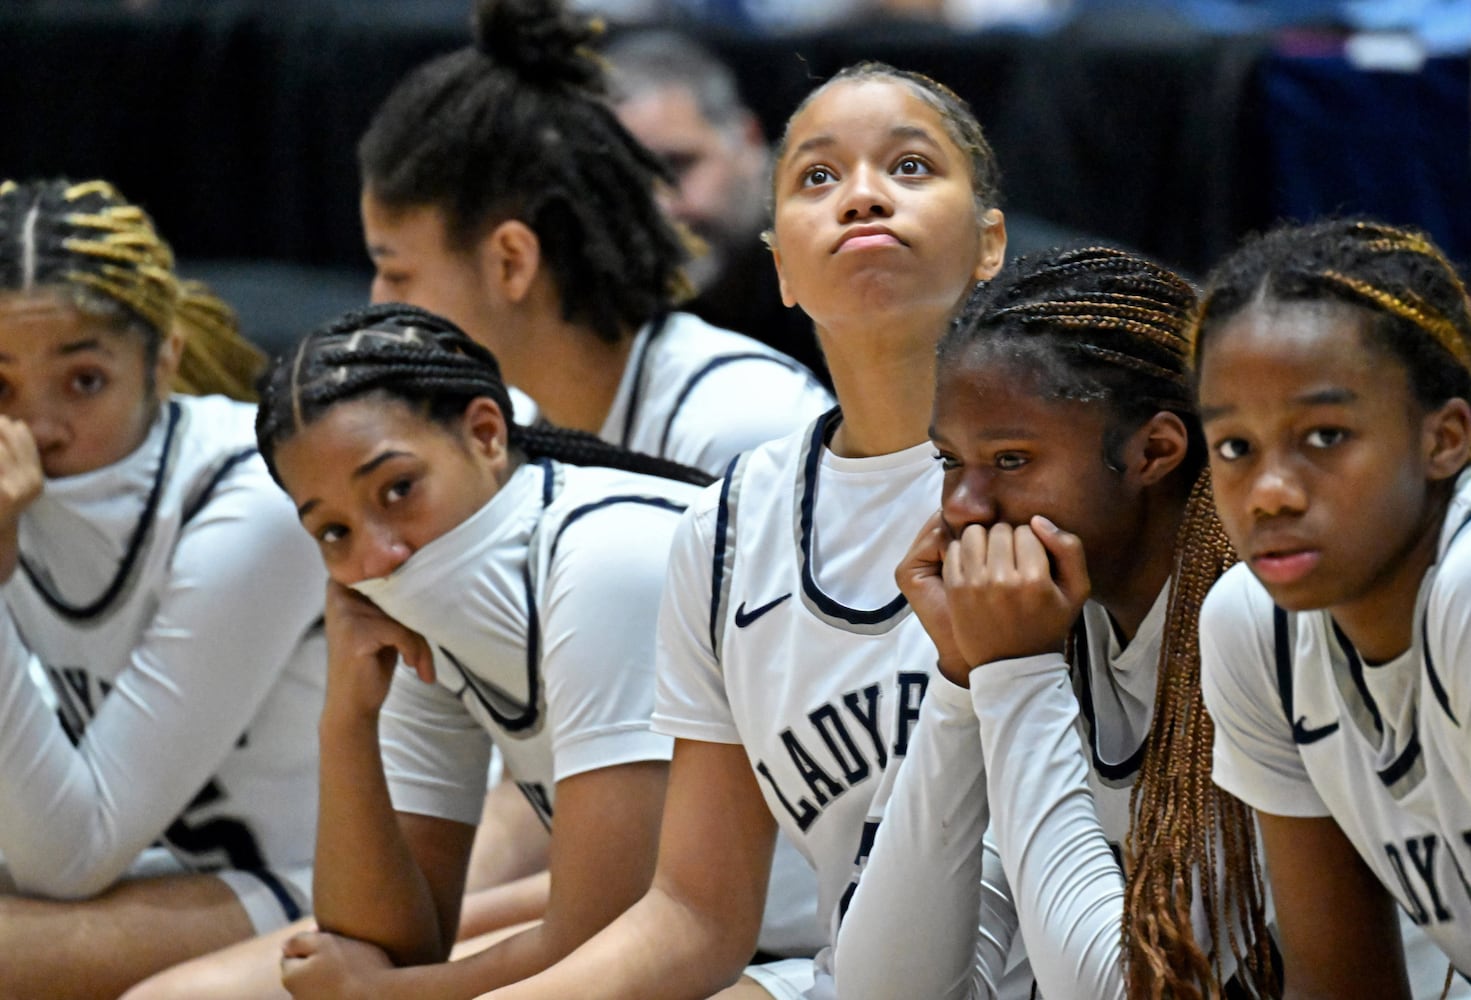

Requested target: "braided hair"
[
  {"left": 357, "top": 0, "right": 691, "bottom": 346},
  {"left": 770, "top": 61, "right": 1002, "bottom": 216},
  {"left": 0, "top": 178, "right": 264, "bottom": 401},
  {"left": 1192, "top": 218, "right": 1471, "bottom": 410},
  {"left": 256, "top": 303, "right": 712, "bottom": 490},
  {"left": 942, "top": 246, "right": 1278, "bottom": 999}
]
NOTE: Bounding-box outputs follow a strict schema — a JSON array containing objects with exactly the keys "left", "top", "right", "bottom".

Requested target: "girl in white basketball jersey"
[
  {"left": 354, "top": 0, "right": 830, "bottom": 480},
  {"left": 250, "top": 303, "right": 718, "bottom": 998},
  {"left": 0, "top": 179, "right": 328, "bottom": 999},
  {"left": 834, "top": 246, "right": 1279, "bottom": 999},
  {"left": 473, "top": 61, "right": 1008, "bottom": 1000},
  {"left": 1193, "top": 219, "right": 1471, "bottom": 996}
]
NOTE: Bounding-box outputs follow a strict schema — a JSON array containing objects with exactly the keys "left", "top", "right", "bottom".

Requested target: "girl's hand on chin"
[
  {"left": 323, "top": 580, "right": 435, "bottom": 719},
  {"left": 896, "top": 510, "right": 972, "bottom": 686},
  {"left": 941, "top": 515, "right": 1090, "bottom": 669}
]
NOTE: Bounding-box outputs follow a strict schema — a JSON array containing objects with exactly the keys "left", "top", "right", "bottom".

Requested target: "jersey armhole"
[{"left": 708, "top": 452, "right": 748, "bottom": 660}]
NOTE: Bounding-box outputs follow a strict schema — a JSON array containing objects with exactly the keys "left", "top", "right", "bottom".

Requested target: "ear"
[
  {"left": 460, "top": 395, "right": 512, "bottom": 470},
  {"left": 1423, "top": 396, "right": 1471, "bottom": 482},
  {"left": 769, "top": 237, "right": 797, "bottom": 308},
  {"left": 155, "top": 323, "right": 187, "bottom": 398},
  {"left": 1122, "top": 411, "right": 1191, "bottom": 487},
  {"left": 971, "top": 208, "right": 1007, "bottom": 282},
  {"left": 476, "top": 220, "right": 542, "bottom": 307}
]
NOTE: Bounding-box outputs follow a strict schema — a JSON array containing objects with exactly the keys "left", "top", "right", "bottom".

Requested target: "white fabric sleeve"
[
  {"left": 1425, "top": 522, "right": 1471, "bottom": 726},
  {"left": 538, "top": 502, "right": 678, "bottom": 781},
  {"left": 0, "top": 475, "right": 325, "bottom": 897},
  {"left": 674, "top": 362, "right": 831, "bottom": 476},
  {"left": 834, "top": 673, "right": 1011, "bottom": 1000},
  {"left": 380, "top": 664, "right": 494, "bottom": 828},
  {"left": 1199, "top": 566, "right": 1329, "bottom": 818},
  {"left": 651, "top": 493, "right": 742, "bottom": 745},
  {"left": 970, "top": 653, "right": 1128, "bottom": 1000}
]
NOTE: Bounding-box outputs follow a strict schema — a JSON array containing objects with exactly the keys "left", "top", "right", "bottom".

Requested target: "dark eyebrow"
[
  {"left": 0, "top": 339, "right": 113, "bottom": 364},
  {"left": 1200, "top": 387, "right": 1360, "bottom": 425},
  {"left": 295, "top": 450, "right": 410, "bottom": 521},
  {"left": 787, "top": 124, "right": 945, "bottom": 164}
]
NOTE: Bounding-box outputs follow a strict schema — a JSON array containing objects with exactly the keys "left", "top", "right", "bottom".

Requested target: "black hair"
[
  {"left": 1192, "top": 218, "right": 1471, "bottom": 409},
  {"left": 938, "top": 244, "right": 1278, "bottom": 999},
  {"left": 357, "top": 0, "right": 691, "bottom": 345},
  {"left": 941, "top": 244, "right": 1203, "bottom": 475},
  {"left": 0, "top": 178, "right": 176, "bottom": 364},
  {"left": 770, "top": 61, "right": 1002, "bottom": 215},
  {"left": 255, "top": 302, "right": 713, "bottom": 489}
]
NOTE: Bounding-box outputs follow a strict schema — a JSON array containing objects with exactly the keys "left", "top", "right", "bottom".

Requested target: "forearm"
[
  {"left": 458, "top": 871, "right": 550, "bottom": 941},
  {"left": 970, "top": 654, "right": 1126, "bottom": 1000},
  {"left": 480, "top": 884, "right": 752, "bottom": 1000},
  {"left": 836, "top": 677, "right": 999, "bottom": 1000},
  {"left": 0, "top": 612, "right": 141, "bottom": 895},
  {"left": 313, "top": 707, "right": 451, "bottom": 965}
]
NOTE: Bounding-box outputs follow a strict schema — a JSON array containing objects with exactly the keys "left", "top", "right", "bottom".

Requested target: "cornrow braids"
[
  {"left": 770, "top": 61, "right": 1002, "bottom": 215},
  {"left": 944, "top": 245, "right": 1277, "bottom": 999},
  {"left": 943, "top": 246, "right": 1203, "bottom": 475},
  {"left": 357, "top": 0, "right": 692, "bottom": 346},
  {"left": 0, "top": 179, "right": 179, "bottom": 365},
  {"left": 172, "top": 279, "right": 266, "bottom": 402},
  {"left": 256, "top": 303, "right": 712, "bottom": 489},
  {"left": 1192, "top": 218, "right": 1471, "bottom": 410}
]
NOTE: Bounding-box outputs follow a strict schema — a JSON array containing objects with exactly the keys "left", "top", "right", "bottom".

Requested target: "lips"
[
  {"left": 833, "top": 224, "right": 904, "bottom": 253},
  {"left": 1249, "top": 547, "right": 1322, "bottom": 587}
]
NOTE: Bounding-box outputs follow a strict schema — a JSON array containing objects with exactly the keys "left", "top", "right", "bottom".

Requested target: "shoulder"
[
  {"left": 542, "top": 465, "right": 702, "bottom": 568},
  {"left": 1198, "top": 563, "right": 1283, "bottom": 710},
  {"left": 1200, "top": 562, "right": 1276, "bottom": 638}
]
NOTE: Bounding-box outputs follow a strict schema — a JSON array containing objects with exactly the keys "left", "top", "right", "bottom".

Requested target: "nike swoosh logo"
[
  {"left": 1292, "top": 716, "right": 1339, "bottom": 745},
  {"left": 734, "top": 593, "right": 792, "bottom": 628}
]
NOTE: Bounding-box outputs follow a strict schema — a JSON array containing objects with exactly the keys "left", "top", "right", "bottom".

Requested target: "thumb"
[{"left": 1031, "top": 515, "right": 1091, "bottom": 608}]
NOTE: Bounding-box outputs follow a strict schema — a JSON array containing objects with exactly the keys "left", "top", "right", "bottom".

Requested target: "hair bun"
[{"left": 473, "top": 0, "right": 604, "bottom": 91}]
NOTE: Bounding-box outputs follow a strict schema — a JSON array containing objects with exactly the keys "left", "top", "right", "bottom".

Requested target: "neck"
[
  {"left": 1093, "top": 483, "right": 1188, "bottom": 643},
  {"left": 516, "top": 319, "right": 636, "bottom": 435},
  {"left": 1329, "top": 494, "right": 1447, "bottom": 663},
  {"left": 818, "top": 314, "right": 943, "bottom": 458}
]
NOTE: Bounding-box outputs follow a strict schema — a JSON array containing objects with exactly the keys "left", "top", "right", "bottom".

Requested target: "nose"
[
  {"left": 14, "top": 404, "right": 67, "bottom": 455},
  {"left": 839, "top": 162, "right": 893, "bottom": 223},
  {"left": 941, "top": 468, "right": 997, "bottom": 537},
  {"left": 353, "top": 523, "right": 412, "bottom": 583},
  {"left": 1246, "top": 451, "right": 1308, "bottom": 520}
]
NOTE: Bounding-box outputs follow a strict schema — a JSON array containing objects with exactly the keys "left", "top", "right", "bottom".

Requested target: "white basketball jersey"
[
  {"left": 1205, "top": 471, "right": 1471, "bottom": 978},
  {"left": 358, "top": 460, "right": 699, "bottom": 829},
  {"left": 601, "top": 311, "right": 832, "bottom": 476},
  {"left": 1, "top": 395, "right": 325, "bottom": 883},
  {"left": 654, "top": 411, "right": 941, "bottom": 984}
]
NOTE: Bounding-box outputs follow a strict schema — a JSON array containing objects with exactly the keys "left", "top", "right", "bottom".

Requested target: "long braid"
[
  {"left": 358, "top": 0, "right": 692, "bottom": 346},
  {"left": 256, "top": 303, "right": 711, "bottom": 488},
  {"left": 172, "top": 279, "right": 265, "bottom": 401},
  {"left": 943, "top": 245, "right": 1278, "bottom": 999}
]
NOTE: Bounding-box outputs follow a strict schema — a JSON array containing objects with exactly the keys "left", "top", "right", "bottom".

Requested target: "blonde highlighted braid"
[
  {"left": 1192, "top": 218, "right": 1471, "bottom": 408},
  {"left": 943, "top": 245, "right": 1278, "bottom": 999},
  {"left": 0, "top": 179, "right": 262, "bottom": 401}
]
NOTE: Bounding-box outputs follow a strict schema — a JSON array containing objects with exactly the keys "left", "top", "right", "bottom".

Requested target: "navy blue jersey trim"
[
  {"left": 245, "top": 868, "right": 305, "bottom": 922},
  {"left": 1071, "top": 618, "right": 1148, "bottom": 783},
  {"left": 657, "top": 351, "right": 815, "bottom": 458},
  {"left": 619, "top": 313, "right": 669, "bottom": 448},
  {"left": 710, "top": 454, "right": 741, "bottom": 654},
  {"left": 796, "top": 409, "right": 909, "bottom": 627},
  {"left": 536, "top": 456, "right": 555, "bottom": 507},
  {"left": 548, "top": 495, "right": 689, "bottom": 563},
  {"left": 1333, "top": 621, "right": 1385, "bottom": 737},
  {"left": 181, "top": 447, "right": 258, "bottom": 525},
  {"left": 1272, "top": 606, "right": 1294, "bottom": 723},
  {"left": 1377, "top": 726, "right": 1422, "bottom": 788},
  {"left": 21, "top": 400, "right": 182, "bottom": 621}
]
